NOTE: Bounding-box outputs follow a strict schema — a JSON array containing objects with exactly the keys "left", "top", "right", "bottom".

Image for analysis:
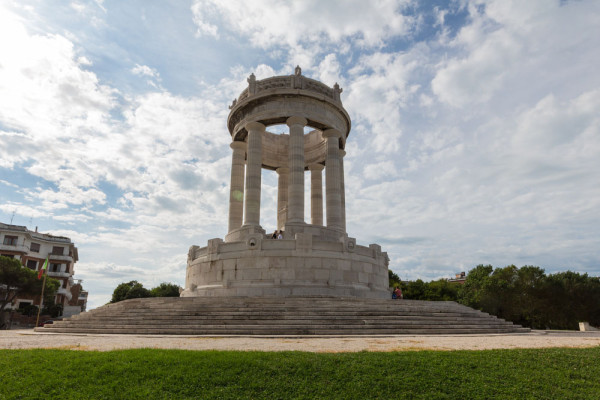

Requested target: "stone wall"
[{"left": 182, "top": 235, "right": 389, "bottom": 299}]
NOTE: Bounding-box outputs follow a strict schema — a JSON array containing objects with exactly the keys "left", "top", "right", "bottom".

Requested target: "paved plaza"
[{"left": 2, "top": 330, "right": 599, "bottom": 352}]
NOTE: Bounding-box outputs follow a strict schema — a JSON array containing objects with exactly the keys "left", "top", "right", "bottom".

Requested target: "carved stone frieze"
[{"left": 228, "top": 93, "right": 350, "bottom": 141}]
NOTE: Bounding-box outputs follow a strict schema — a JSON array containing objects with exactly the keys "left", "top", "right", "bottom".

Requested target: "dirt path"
[{"left": 1, "top": 330, "right": 599, "bottom": 352}]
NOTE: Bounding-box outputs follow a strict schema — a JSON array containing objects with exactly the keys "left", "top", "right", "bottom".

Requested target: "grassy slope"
[{"left": 1, "top": 347, "right": 599, "bottom": 399}]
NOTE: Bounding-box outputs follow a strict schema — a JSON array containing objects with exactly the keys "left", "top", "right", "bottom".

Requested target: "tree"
[
  {"left": 423, "top": 279, "right": 459, "bottom": 301},
  {"left": 110, "top": 281, "right": 152, "bottom": 303},
  {"left": 538, "top": 271, "right": 600, "bottom": 330},
  {"left": 111, "top": 281, "right": 182, "bottom": 303},
  {"left": 388, "top": 270, "right": 401, "bottom": 288},
  {"left": 457, "top": 264, "right": 494, "bottom": 308},
  {"left": 401, "top": 279, "right": 426, "bottom": 300},
  {"left": 150, "top": 282, "right": 181, "bottom": 297},
  {"left": 400, "top": 279, "right": 459, "bottom": 301},
  {"left": 0, "top": 256, "right": 59, "bottom": 329},
  {"left": 456, "top": 264, "right": 600, "bottom": 330}
]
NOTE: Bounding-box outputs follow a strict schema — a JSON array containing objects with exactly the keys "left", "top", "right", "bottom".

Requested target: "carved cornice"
[{"left": 230, "top": 67, "right": 343, "bottom": 108}]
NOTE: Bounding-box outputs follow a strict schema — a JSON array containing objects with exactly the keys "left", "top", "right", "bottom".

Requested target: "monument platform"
[
  {"left": 183, "top": 233, "right": 389, "bottom": 299},
  {"left": 36, "top": 297, "right": 529, "bottom": 335}
]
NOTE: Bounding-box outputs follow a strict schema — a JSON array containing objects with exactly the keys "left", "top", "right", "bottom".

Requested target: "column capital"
[
  {"left": 286, "top": 116, "right": 308, "bottom": 127},
  {"left": 322, "top": 129, "right": 342, "bottom": 139},
  {"left": 308, "top": 163, "right": 324, "bottom": 171},
  {"left": 245, "top": 121, "right": 266, "bottom": 132},
  {"left": 276, "top": 167, "right": 289, "bottom": 175},
  {"left": 230, "top": 141, "right": 247, "bottom": 151}
]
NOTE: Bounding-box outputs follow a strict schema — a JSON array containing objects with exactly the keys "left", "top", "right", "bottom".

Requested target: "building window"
[
  {"left": 26, "top": 260, "right": 37, "bottom": 270},
  {"left": 17, "top": 301, "right": 33, "bottom": 309},
  {"left": 3, "top": 236, "right": 18, "bottom": 246},
  {"left": 63, "top": 279, "right": 68, "bottom": 288},
  {"left": 51, "top": 246, "right": 64, "bottom": 255},
  {"left": 50, "top": 263, "right": 61, "bottom": 273},
  {"left": 30, "top": 242, "right": 40, "bottom": 252},
  {"left": 1, "top": 254, "right": 14, "bottom": 258}
]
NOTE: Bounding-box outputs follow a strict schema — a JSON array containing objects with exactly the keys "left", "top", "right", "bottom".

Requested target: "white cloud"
[
  {"left": 131, "top": 64, "right": 160, "bottom": 79},
  {"left": 0, "top": 8, "right": 116, "bottom": 148},
  {"left": 344, "top": 49, "right": 424, "bottom": 153},
  {"left": 191, "top": 1, "right": 219, "bottom": 38},
  {"left": 317, "top": 54, "right": 342, "bottom": 87},
  {"left": 190, "top": 0, "right": 416, "bottom": 69},
  {"left": 431, "top": 0, "right": 600, "bottom": 109},
  {"left": 192, "top": 0, "right": 414, "bottom": 48}
]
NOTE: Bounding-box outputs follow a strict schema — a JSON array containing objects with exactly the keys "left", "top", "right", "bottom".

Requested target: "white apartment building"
[{"left": 0, "top": 222, "right": 86, "bottom": 312}]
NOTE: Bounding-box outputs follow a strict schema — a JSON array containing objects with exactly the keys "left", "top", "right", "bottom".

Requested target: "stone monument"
[
  {"left": 182, "top": 67, "right": 390, "bottom": 299},
  {"left": 35, "top": 68, "right": 530, "bottom": 335}
]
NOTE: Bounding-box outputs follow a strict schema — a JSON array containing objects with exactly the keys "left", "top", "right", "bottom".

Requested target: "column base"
[
  {"left": 225, "top": 224, "right": 266, "bottom": 243},
  {"left": 284, "top": 222, "right": 345, "bottom": 242}
]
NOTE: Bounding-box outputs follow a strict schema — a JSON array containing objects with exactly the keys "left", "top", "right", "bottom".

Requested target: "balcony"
[
  {"left": 49, "top": 254, "right": 73, "bottom": 262},
  {"left": 0, "top": 244, "right": 28, "bottom": 253},
  {"left": 47, "top": 271, "right": 71, "bottom": 278},
  {"left": 57, "top": 287, "right": 73, "bottom": 300}
]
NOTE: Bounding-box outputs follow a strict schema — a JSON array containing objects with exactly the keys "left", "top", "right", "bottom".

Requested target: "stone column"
[
  {"left": 243, "top": 121, "right": 265, "bottom": 227},
  {"left": 339, "top": 150, "right": 346, "bottom": 232},
  {"left": 276, "top": 167, "right": 289, "bottom": 230},
  {"left": 228, "top": 141, "right": 247, "bottom": 233},
  {"left": 308, "top": 164, "right": 324, "bottom": 226},
  {"left": 323, "top": 129, "right": 343, "bottom": 231},
  {"left": 286, "top": 116, "right": 308, "bottom": 224}
]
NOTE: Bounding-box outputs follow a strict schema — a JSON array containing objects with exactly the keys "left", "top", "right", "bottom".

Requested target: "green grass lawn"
[{"left": 1, "top": 347, "right": 599, "bottom": 399}]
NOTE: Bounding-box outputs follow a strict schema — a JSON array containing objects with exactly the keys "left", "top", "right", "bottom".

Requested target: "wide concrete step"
[
  {"left": 50, "top": 320, "right": 512, "bottom": 329},
  {"left": 60, "top": 315, "right": 507, "bottom": 323},
  {"left": 36, "top": 297, "right": 529, "bottom": 335},
  {"left": 81, "top": 311, "right": 487, "bottom": 319},
  {"left": 39, "top": 326, "right": 530, "bottom": 335}
]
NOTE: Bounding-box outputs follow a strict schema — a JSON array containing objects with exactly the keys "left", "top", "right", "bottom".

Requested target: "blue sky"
[{"left": 1, "top": 0, "right": 599, "bottom": 309}]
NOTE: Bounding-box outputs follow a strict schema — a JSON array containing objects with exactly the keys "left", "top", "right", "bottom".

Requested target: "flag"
[{"left": 38, "top": 257, "right": 48, "bottom": 279}]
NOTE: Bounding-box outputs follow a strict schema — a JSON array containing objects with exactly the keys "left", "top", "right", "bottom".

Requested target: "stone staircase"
[{"left": 35, "top": 297, "right": 530, "bottom": 335}]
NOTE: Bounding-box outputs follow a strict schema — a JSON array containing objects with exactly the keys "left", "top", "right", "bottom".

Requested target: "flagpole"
[{"left": 35, "top": 268, "right": 48, "bottom": 328}]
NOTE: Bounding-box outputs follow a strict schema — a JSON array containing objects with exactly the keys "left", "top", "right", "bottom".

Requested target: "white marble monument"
[{"left": 182, "top": 67, "right": 390, "bottom": 299}]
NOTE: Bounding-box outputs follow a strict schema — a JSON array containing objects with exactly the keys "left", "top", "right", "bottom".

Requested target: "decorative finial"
[
  {"left": 229, "top": 98, "right": 237, "bottom": 110},
  {"left": 247, "top": 73, "right": 257, "bottom": 95},
  {"left": 333, "top": 82, "right": 343, "bottom": 101},
  {"left": 295, "top": 65, "right": 301, "bottom": 76}
]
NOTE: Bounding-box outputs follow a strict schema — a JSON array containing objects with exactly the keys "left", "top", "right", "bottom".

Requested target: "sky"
[{"left": 1, "top": 0, "right": 599, "bottom": 309}]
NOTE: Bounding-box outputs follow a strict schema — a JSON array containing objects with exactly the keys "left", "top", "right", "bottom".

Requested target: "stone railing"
[
  {"left": 255, "top": 76, "right": 291, "bottom": 92},
  {"left": 189, "top": 235, "right": 387, "bottom": 265},
  {"left": 233, "top": 67, "right": 343, "bottom": 108}
]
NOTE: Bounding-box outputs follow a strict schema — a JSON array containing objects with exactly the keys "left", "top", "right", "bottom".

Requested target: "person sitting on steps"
[{"left": 393, "top": 286, "right": 403, "bottom": 299}]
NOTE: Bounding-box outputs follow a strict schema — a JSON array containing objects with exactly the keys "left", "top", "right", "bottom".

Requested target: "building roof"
[{"left": 0, "top": 222, "right": 74, "bottom": 244}]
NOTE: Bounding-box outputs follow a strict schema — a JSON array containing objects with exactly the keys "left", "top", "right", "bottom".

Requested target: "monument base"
[{"left": 182, "top": 232, "right": 390, "bottom": 299}]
